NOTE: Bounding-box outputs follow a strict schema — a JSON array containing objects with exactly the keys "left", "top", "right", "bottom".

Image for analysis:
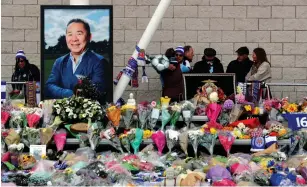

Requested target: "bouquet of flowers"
[
  {"left": 151, "top": 130, "right": 166, "bottom": 155},
  {"left": 188, "top": 129, "right": 204, "bottom": 158},
  {"left": 148, "top": 101, "right": 160, "bottom": 130},
  {"left": 233, "top": 123, "right": 251, "bottom": 139},
  {"left": 169, "top": 103, "right": 182, "bottom": 129},
  {"left": 26, "top": 108, "right": 43, "bottom": 128},
  {"left": 181, "top": 100, "right": 196, "bottom": 128},
  {"left": 100, "top": 127, "right": 123, "bottom": 153},
  {"left": 137, "top": 102, "right": 151, "bottom": 129},
  {"left": 235, "top": 86, "right": 246, "bottom": 104},
  {"left": 206, "top": 92, "right": 223, "bottom": 129},
  {"left": 53, "top": 96, "right": 104, "bottom": 123},
  {"left": 119, "top": 130, "right": 135, "bottom": 153},
  {"left": 39, "top": 127, "right": 54, "bottom": 145},
  {"left": 218, "top": 131, "right": 235, "bottom": 157},
  {"left": 8, "top": 143, "right": 24, "bottom": 167},
  {"left": 121, "top": 104, "right": 135, "bottom": 129},
  {"left": 9, "top": 110, "right": 26, "bottom": 129},
  {"left": 106, "top": 104, "right": 121, "bottom": 129},
  {"left": 199, "top": 130, "right": 218, "bottom": 156},
  {"left": 179, "top": 131, "right": 188, "bottom": 155},
  {"left": 53, "top": 129, "right": 67, "bottom": 152},
  {"left": 161, "top": 107, "right": 171, "bottom": 131},
  {"left": 165, "top": 129, "right": 180, "bottom": 153},
  {"left": 1, "top": 111, "right": 10, "bottom": 128},
  {"left": 88, "top": 122, "right": 100, "bottom": 150},
  {"left": 21, "top": 127, "right": 40, "bottom": 147},
  {"left": 131, "top": 128, "right": 144, "bottom": 154},
  {"left": 39, "top": 100, "right": 56, "bottom": 128}
]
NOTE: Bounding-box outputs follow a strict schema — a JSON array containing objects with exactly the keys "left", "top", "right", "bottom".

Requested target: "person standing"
[
  {"left": 192, "top": 48, "right": 224, "bottom": 73},
  {"left": 182, "top": 45, "right": 194, "bottom": 73},
  {"left": 226, "top": 47, "right": 253, "bottom": 83},
  {"left": 161, "top": 46, "right": 185, "bottom": 102},
  {"left": 11, "top": 50, "right": 40, "bottom": 92},
  {"left": 246, "top": 48, "right": 271, "bottom": 82}
]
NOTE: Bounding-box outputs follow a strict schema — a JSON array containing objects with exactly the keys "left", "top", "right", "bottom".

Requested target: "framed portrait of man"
[
  {"left": 41, "top": 5, "right": 113, "bottom": 102},
  {"left": 183, "top": 73, "right": 236, "bottom": 100}
]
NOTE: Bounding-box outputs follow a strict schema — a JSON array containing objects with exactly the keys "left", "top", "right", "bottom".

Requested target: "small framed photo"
[{"left": 30, "top": 145, "right": 46, "bottom": 160}]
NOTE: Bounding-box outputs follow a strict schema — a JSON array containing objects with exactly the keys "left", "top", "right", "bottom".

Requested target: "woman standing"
[
  {"left": 246, "top": 47, "right": 272, "bottom": 101},
  {"left": 246, "top": 48, "right": 271, "bottom": 82}
]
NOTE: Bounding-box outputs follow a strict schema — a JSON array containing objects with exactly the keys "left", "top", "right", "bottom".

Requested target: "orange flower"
[
  {"left": 242, "top": 135, "right": 251, "bottom": 139},
  {"left": 223, "top": 126, "right": 234, "bottom": 131},
  {"left": 286, "top": 103, "right": 298, "bottom": 113}
]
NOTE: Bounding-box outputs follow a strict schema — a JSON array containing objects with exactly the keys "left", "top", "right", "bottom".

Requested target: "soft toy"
[{"left": 176, "top": 170, "right": 206, "bottom": 186}]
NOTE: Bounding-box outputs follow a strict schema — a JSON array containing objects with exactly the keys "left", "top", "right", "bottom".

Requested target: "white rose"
[
  {"left": 167, "top": 129, "right": 180, "bottom": 141},
  {"left": 209, "top": 92, "right": 219, "bottom": 103},
  {"left": 17, "top": 143, "right": 24, "bottom": 151}
]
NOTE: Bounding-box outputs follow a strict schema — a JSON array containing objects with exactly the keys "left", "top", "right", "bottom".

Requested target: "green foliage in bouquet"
[
  {"left": 73, "top": 77, "right": 105, "bottom": 104},
  {"left": 53, "top": 96, "right": 104, "bottom": 123}
]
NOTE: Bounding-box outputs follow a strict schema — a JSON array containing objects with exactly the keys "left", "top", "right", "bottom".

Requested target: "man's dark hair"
[
  {"left": 184, "top": 45, "right": 192, "bottom": 53},
  {"left": 66, "top": 18, "right": 91, "bottom": 40},
  {"left": 165, "top": 48, "right": 175, "bottom": 59}
]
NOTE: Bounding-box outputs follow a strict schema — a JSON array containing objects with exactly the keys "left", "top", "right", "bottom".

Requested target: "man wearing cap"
[
  {"left": 226, "top": 47, "right": 253, "bottom": 83},
  {"left": 11, "top": 50, "right": 40, "bottom": 92},
  {"left": 192, "top": 48, "right": 224, "bottom": 73}
]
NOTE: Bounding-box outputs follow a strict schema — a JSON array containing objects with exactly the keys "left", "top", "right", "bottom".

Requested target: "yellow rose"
[
  {"left": 278, "top": 128, "right": 287, "bottom": 137},
  {"left": 143, "top": 130, "right": 153, "bottom": 139},
  {"left": 253, "top": 107, "right": 260, "bottom": 115},
  {"left": 210, "top": 128, "right": 217, "bottom": 134},
  {"left": 244, "top": 105, "right": 252, "bottom": 112}
]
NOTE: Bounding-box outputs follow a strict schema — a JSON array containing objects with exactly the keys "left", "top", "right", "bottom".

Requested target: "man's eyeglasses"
[
  {"left": 19, "top": 60, "right": 25, "bottom": 63},
  {"left": 175, "top": 54, "right": 183, "bottom": 57}
]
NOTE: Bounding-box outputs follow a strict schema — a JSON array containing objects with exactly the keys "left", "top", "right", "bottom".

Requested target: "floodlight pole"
[{"left": 113, "top": 0, "right": 172, "bottom": 103}]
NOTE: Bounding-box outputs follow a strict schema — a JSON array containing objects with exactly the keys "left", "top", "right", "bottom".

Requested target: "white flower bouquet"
[{"left": 53, "top": 96, "right": 104, "bottom": 123}]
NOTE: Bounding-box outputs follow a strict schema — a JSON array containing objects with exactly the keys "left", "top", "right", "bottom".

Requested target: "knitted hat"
[
  {"left": 175, "top": 46, "right": 184, "bottom": 55},
  {"left": 16, "top": 50, "right": 26, "bottom": 60}
]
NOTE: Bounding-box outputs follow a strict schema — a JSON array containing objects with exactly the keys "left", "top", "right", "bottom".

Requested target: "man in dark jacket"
[
  {"left": 226, "top": 47, "right": 253, "bottom": 83},
  {"left": 192, "top": 48, "right": 224, "bottom": 73}
]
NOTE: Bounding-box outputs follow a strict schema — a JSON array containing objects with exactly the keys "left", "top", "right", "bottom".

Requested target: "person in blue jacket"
[{"left": 45, "top": 18, "right": 106, "bottom": 99}]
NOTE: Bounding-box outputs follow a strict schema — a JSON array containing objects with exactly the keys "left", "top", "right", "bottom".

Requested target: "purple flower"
[{"left": 223, "top": 99, "right": 234, "bottom": 110}]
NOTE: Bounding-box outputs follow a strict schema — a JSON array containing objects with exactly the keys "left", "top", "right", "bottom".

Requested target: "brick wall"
[{"left": 2, "top": 0, "right": 307, "bottom": 102}]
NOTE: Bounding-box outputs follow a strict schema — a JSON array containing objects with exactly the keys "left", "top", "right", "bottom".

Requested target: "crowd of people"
[{"left": 160, "top": 45, "right": 272, "bottom": 102}]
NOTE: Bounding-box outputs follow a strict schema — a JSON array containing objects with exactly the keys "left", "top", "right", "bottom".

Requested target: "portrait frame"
[
  {"left": 183, "top": 73, "right": 237, "bottom": 100},
  {"left": 40, "top": 5, "right": 113, "bottom": 102}
]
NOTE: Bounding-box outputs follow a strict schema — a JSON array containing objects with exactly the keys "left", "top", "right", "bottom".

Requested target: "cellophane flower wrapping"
[
  {"left": 148, "top": 101, "right": 160, "bottom": 129},
  {"left": 131, "top": 128, "right": 144, "bottom": 154},
  {"left": 297, "top": 130, "right": 307, "bottom": 155},
  {"left": 151, "top": 130, "right": 166, "bottom": 155},
  {"left": 200, "top": 132, "right": 217, "bottom": 156},
  {"left": 39, "top": 127, "right": 54, "bottom": 145},
  {"left": 166, "top": 129, "right": 180, "bottom": 153},
  {"left": 179, "top": 131, "right": 189, "bottom": 155},
  {"left": 206, "top": 103, "right": 223, "bottom": 129},
  {"left": 188, "top": 129, "right": 204, "bottom": 158},
  {"left": 9, "top": 110, "right": 25, "bottom": 129},
  {"left": 121, "top": 105, "right": 135, "bottom": 129},
  {"left": 100, "top": 127, "right": 124, "bottom": 153},
  {"left": 206, "top": 165, "right": 232, "bottom": 182},
  {"left": 230, "top": 162, "right": 253, "bottom": 183},
  {"left": 161, "top": 107, "right": 171, "bottom": 131},
  {"left": 106, "top": 105, "right": 121, "bottom": 129},
  {"left": 169, "top": 103, "right": 182, "bottom": 129},
  {"left": 137, "top": 102, "right": 151, "bottom": 129},
  {"left": 218, "top": 131, "right": 235, "bottom": 157},
  {"left": 53, "top": 128, "right": 67, "bottom": 152},
  {"left": 26, "top": 113, "right": 41, "bottom": 128},
  {"left": 120, "top": 130, "right": 135, "bottom": 153},
  {"left": 181, "top": 100, "right": 196, "bottom": 128},
  {"left": 40, "top": 100, "right": 56, "bottom": 128},
  {"left": 21, "top": 127, "right": 40, "bottom": 147},
  {"left": 1, "top": 111, "right": 10, "bottom": 128},
  {"left": 87, "top": 122, "right": 100, "bottom": 151}
]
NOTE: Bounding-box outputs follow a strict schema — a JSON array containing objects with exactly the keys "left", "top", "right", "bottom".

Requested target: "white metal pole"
[
  {"left": 70, "top": 0, "right": 89, "bottom": 5},
  {"left": 113, "top": 0, "right": 172, "bottom": 103}
]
